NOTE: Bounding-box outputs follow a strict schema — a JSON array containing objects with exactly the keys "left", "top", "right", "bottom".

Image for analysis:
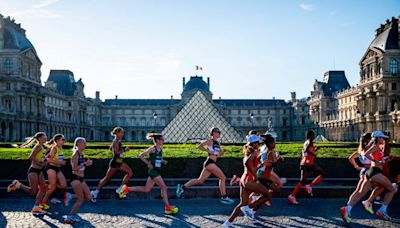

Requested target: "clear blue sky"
[{"left": 1, "top": 0, "right": 399, "bottom": 100}]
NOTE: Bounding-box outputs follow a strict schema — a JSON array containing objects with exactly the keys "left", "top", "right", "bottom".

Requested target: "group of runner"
[
  {"left": 6, "top": 126, "right": 399, "bottom": 225},
  {"left": 340, "top": 130, "right": 399, "bottom": 223}
]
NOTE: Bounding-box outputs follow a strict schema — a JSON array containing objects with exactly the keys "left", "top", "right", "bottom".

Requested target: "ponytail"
[
  {"left": 73, "top": 137, "right": 86, "bottom": 152},
  {"left": 243, "top": 144, "right": 255, "bottom": 157},
  {"left": 111, "top": 127, "right": 123, "bottom": 136},
  {"left": 146, "top": 133, "right": 163, "bottom": 143},
  {"left": 46, "top": 134, "right": 64, "bottom": 147},
  {"left": 13, "top": 132, "right": 46, "bottom": 148}
]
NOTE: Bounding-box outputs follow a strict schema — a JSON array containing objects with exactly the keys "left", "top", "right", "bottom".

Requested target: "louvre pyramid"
[{"left": 162, "top": 91, "right": 243, "bottom": 143}]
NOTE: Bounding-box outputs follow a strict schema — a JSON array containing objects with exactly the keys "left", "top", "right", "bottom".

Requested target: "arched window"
[
  {"left": 4, "top": 59, "right": 12, "bottom": 74},
  {"left": 390, "top": 59, "right": 398, "bottom": 75}
]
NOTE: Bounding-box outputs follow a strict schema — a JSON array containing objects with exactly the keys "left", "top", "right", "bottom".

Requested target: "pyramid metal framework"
[{"left": 162, "top": 91, "right": 243, "bottom": 143}]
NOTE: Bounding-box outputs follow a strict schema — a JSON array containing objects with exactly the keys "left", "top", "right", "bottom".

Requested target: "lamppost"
[
  {"left": 153, "top": 112, "right": 157, "bottom": 132},
  {"left": 249, "top": 112, "right": 254, "bottom": 130},
  {"left": 48, "top": 109, "right": 53, "bottom": 136}
]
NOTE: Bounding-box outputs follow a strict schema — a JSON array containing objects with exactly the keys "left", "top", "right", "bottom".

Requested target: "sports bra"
[{"left": 208, "top": 140, "right": 221, "bottom": 156}]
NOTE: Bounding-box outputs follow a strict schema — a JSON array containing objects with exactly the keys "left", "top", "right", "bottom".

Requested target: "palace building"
[
  {"left": 0, "top": 14, "right": 311, "bottom": 142},
  {"left": 309, "top": 17, "right": 400, "bottom": 141}
]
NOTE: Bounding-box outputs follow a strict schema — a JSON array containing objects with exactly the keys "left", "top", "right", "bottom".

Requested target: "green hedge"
[{"left": 1, "top": 142, "right": 399, "bottom": 160}]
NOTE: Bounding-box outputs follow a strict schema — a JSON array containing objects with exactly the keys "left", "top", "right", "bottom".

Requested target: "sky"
[{"left": 0, "top": 0, "right": 399, "bottom": 100}]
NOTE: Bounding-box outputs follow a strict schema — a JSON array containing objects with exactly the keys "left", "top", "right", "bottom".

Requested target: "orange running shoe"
[
  {"left": 287, "top": 195, "right": 298, "bottom": 205},
  {"left": 39, "top": 202, "right": 50, "bottom": 210},
  {"left": 340, "top": 207, "right": 351, "bottom": 224},
  {"left": 7, "top": 180, "right": 20, "bottom": 192},
  {"left": 165, "top": 205, "right": 179, "bottom": 215}
]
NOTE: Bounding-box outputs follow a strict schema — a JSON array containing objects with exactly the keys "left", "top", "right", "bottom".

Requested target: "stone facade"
[
  {"left": 309, "top": 17, "right": 400, "bottom": 141},
  {"left": 0, "top": 14, "right": 311, "bottom": 142}
]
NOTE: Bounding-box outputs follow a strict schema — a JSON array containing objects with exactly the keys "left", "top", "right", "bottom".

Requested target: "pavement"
[{"left": 0, "top": 198, "right": 399, "bottom": 227}]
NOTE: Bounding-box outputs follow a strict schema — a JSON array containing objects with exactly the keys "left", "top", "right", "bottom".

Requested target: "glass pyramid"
[{"left": 162, "top": 91, "right": 243, "bottom": 143}]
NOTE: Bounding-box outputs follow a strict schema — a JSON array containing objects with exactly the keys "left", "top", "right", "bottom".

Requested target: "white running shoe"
[
  {"left": 305, "top": 184, "right": 313, "bottom": 196},
  {"left": 280, "top": 177, "right": 287, "bottom": 185},
  {"left": 392, "top": 183, "right": 398, "bottom": 193},
  {"left": 222, "top": 220, "right": 234, "bottom": 228},
  {"left": 50, "top": 198, "right": 61, "bottom": 204},
  {"left": 220, "top": 196, "right": 234, "bottom": 205},
  {"left": 176, "top": 184, "right": 184, "bottom": 198},
  {"left": 90, "top": 190, "right": 99, "bottom": 203},
  {"left": 240, "top": 205, "right": 255, "bottom": 220}
]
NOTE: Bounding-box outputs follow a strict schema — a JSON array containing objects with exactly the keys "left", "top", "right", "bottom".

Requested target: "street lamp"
[
  {"left": 153, "top": 112, "right": 157, "bottom": 132},
  {"left": 48, "top": 109, "right": 53, "bottom": 136},
  {"left": 249, "top": 112, "right": 254, "bottom": 130}
]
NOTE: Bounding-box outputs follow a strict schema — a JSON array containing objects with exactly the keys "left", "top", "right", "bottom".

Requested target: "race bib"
[
  {"left": 79, "top": 161, "right": 85, "bottom": 171},
  {"left": 257, "top": 169, "right": 265, "bottom": 179},
  {"left": 213, "top": 147, "right": 220, "bottom": 156},
  {"left": 155, "top": 157, "right": 162, "bottom": 168}
]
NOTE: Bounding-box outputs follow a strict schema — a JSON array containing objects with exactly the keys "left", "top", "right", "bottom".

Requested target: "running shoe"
[
  {"left": 305, "top": 184, "right": 313, "bottom": 196},
  {"left": 7, "top": 180, "right": 20, "bottom": 192},
  {"left": 287, "top": 195, "right": 298, "bottom": 205},
  {"left": 222, "top": 221, "right": 234, "bottom": 228},
  {"left": 340, "top": 207, "right": 351, "bottom": 224},
  {"left": 39, "top": 202, "right": 50, "bottom": 210},
  {"left": 165, "top": 205, "right": 179, "bottom": 215},
  {"left": 230, "top": 175, "right": 240, "bottom": 186},
  {"left": 50, "top": 198, "right": 61, "bottom": 204},
  {"left": 115, "top": 185, "right": 123, "bottom": 194},
  {"left": 250, "top": 194, "right": 259, "bottom": 204},
  {"left": 265, "top": 200, "right": 272, "bottom": 207},
  {"left": 90, "top": 190, "right": 99, "bottom": 203},
  {"left": 220, "top": 196, "right": 234, "bottom": 205},
  {"left": 64, "top": 192, "right": 72, "bottom": 206},
  {"left": 376, "top": 208, "right": 392, "bottom": 221},
  {"left": 31, "top": 206, "right": 46, "bottom": 215},
  {"left": 240, "top": 205, "right": 255, "bottom": 220},
  {"left": 362, "top": 200, "right": 374, "bottom": 214},
  {"left": 176, "top": 184, "right": 184, "bottom": 198},
  {"left": 116, "top": 184, "right": 128, "bottom": 198},
  {"left": 64, "top": 215, "right": 80, "bottom": 224},
  {"left": 392, "top": 183, "right": 398, "bottom": 193}
]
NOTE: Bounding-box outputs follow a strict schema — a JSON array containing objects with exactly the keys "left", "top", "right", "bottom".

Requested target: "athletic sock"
[
  {"left": 310, "top": 175, "right": 322, "bottom": 187},
  {"left": 291, "top": 182, "right": 302, "bottom": 196},
  {"left": 346, "top": 204, "right": 352, "bottom": 214}
]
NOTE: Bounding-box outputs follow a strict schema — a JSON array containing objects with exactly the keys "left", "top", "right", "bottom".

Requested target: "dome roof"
[
  {"left": 183, "top": 76, "right": 209, "bottom": 92},
  {"left": 368, "top": 17, "right": 399, "bottom": 51},
  {"left": 3, "top": 26, "right": 35, "bottom": 51}
]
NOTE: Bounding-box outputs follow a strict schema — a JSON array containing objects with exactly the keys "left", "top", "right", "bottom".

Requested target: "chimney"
[
  {"left": 207, "top": 77, "right": 210, "bottom": 87},
  {"left": 182, "top": 77, "right": 186, "bottom": 89},
  {"left": 95, "top": 91, "right": 100, "bottom": 100},
  {"left": 291, "top": 92, "right": 296, "bottom": 102}
]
